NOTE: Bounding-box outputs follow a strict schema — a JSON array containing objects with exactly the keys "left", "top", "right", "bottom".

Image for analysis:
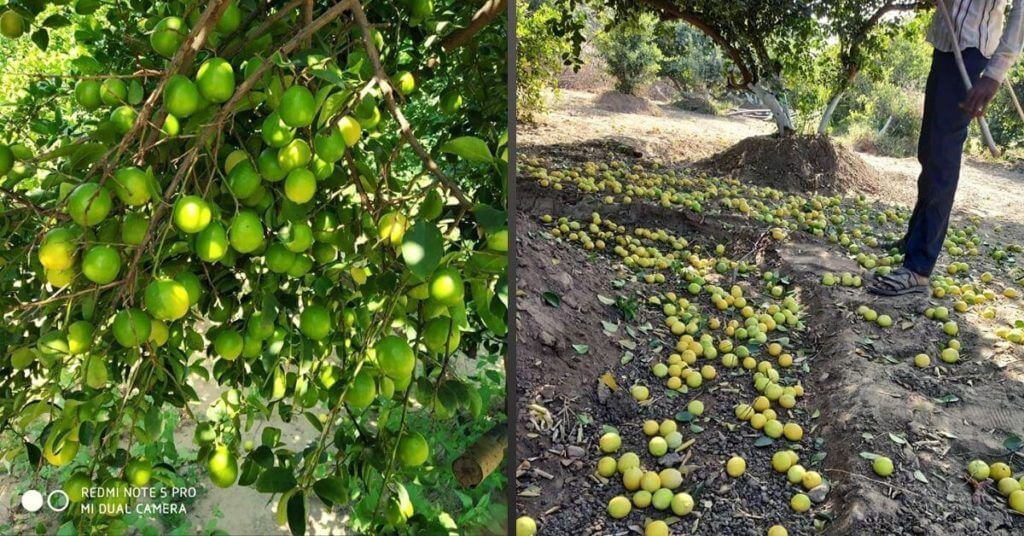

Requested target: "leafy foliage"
[
  {"left": 516, "top": 1, "right": 574, "bottom": 122},
  {"left": 594, "top": 12, "right": 663, "bottom": 95},
  {"left": 0, "top": 1, "right": 507, "bottom": 534}
]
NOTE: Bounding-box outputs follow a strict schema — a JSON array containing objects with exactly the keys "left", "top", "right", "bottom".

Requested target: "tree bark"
[
  {"left": 441, "top": 0, "right": 506, "bottom": 52},
  {"left": 750, "top": 83, "right": 794, "bottom": 135},
  {"left": 453, "top": 423, "right": 507, "bottom": 488},
  {"left": 818, "top": 89, "right": 845, "bottom": 135}
]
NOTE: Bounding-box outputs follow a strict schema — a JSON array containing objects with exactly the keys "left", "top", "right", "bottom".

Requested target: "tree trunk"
[
  {"left": 453, "top": 423, "right": 507, "bottom": 488},
  {"left": 818, "top": 90, "right": 845, "bottom": 135},
  {"left": 750, "top": 83, "right": 794, "bottom": 136},
  {"left": 879, "top": 115, "right": 894, "bottom": 136}
]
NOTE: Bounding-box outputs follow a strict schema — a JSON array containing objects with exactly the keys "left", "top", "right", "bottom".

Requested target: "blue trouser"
[{"left": 903, "top": 47, "right": 988, "bottom": 276}]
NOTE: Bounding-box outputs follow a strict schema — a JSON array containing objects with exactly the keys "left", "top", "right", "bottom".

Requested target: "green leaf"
[
  {"left": 1004, "top": 434, "right": 1023, "bottom": 452},
  {"left": 312, "top": 477, "right": 348, "bottom": 505},
  {"left": 401, "top": 220, "right": 443, "bottom": 280},
  {"left": 440, "top": 136, "right": 492, "bottom": 163},
  {"left": 913, "top": 470, "right": 929, "bottom": 484},
  {"left": 690, "top": 423, "right": 704, "bottom": 433},
  {"left": 74, "top": 0, "right": 101, "bottom": 14},
  {"left": 597, "top": 294, "right": 616, "bottom": 305},
  {"left": 675, "top": 410, "right": 694, "bottom": 422},
  {"left": 473, "top": 204, "right": 506, "bottom": 233},
  {"left": 255, "top": 467, "right": 297, "bottom": 493},
  {"left": 128, "top": 80, "right": 144, "bottom": 105},
  {"left": 753, "top": 436, "right": 774, "bottom": 447},
  {"left": 572, "top": 344, "right": 589, "bottom": 355},
  {"left": 42, "top": 14, "right": 71, "bottom": 28},
  {"left": 31, "top": 29, "right": 49, "bottom": 51},
  {"left": 287, "top": 491, "right": 306, "bottom": 536},
  {"left": 859, "top": 452, "right": 879, "bottom": 461},
  {"left": 541, "top": 291, "right": 560, "bottom": 307}
]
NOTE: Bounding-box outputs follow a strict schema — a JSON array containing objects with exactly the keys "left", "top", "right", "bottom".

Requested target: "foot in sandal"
[{"left": 867, "top": 267, "right": 929, "bottom": 296}]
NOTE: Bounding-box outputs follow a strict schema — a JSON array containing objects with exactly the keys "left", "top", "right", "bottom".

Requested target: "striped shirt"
[{"left": 927, "top": 0, "right": 1024, "bottom": 82}]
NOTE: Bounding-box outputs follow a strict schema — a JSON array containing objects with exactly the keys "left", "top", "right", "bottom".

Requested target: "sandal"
[{"left": 867, "top": 267, "right": 928, "bottom": 296}]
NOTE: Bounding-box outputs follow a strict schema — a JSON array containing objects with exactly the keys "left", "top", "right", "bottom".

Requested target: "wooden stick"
[
  {"left": 935, "top": 0, "right": 1000, "bottom": 157},
  {"left": 453, "top": 423, "right": 507, "bottom": 488}
]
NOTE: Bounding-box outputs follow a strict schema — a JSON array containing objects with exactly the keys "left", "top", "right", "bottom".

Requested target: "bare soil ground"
[{"left": 516, "top": 90, "right": 1024, "bottom": 535}]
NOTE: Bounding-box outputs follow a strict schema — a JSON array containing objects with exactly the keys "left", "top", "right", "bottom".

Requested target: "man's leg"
[
  {"left": 893, "top": 49, "right": 941, "bottom": 252},
  {"left": 903, "top": 48, "right": 988, "bottom": 277}
]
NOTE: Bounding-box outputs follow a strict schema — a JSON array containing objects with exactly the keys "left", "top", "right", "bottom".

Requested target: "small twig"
[{"left": 350, "top": 1, "right": 473, "bottom": 210}]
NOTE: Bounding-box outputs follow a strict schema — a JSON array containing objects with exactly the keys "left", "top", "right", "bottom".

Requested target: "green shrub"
[
  {"left": 517, "top": 2, "right": 572, "bottom": 122},
  {"left": 655, "top": 20, "right": 724, "bottom": 94},
  {"left": 594, "top": 13, "right": 663, "bottom": 95}
]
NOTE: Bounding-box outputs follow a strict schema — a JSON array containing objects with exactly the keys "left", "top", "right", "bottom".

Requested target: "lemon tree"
[{"left": 0, "top": 0, "right": 507, "bottom": 534}]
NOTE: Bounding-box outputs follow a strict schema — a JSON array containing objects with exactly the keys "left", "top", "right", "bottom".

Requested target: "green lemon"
[
  {"left": 0, "top": 10, "right": 25, "bottom": 38},
  {"left": 299, "top": 304, "right": 331, "bottom": 340},
  {"left": 423, "top": 316, "right": 460, "bottom": 354},
  {"left": 110, "top": 105, "right": 138, "bottom": 134},
  {"left": 67, "top": 320, "right": 95, "bottom": 354},
  {"left": 112, "top": 167, "right": 152, "bottom": 206},
  {"left": 261, "top": 112, "right": 294, "bottom": 148},
  {"left": 394, "top": 71, "right": 415, "bottom": 95},
  {"left": 411, "top": 0, "right": 433, "bottom": 18},
  {"left": 264, "top": 243, "right": 296, "bottom": 273},
  {"left": 279, "top": 85, "right": 315, "bottom": 127},
  {"left": 195, "top": 221, "right": 229, "bottom": 261},
  {"left": 345, "top": 369, "right": 377, "bottom": 408},
  {"left": 173, "top": 195, "right": 212, "bottom": 233},
  {"left": 375, "top": 335, "right": 415, "bottom": 379},
  {"left": 229, "top": 211, "right": 264, "bottom": 253},
  {"left": 397, "top": 432, "right": 429, "bottom": 466},
  {"left": 277, "top": 139, "right": 312, "bottom": 171},
  {"left": 196, "top": 57, "right": 235, "bottom": 103},
  {"left": 122, "top": 213, "right": 150, "bottom": 245},
  {"left": 144, "top": 279, "right": 190, "bottom": 321},
  {"left": 64, "top": 472, "right": 92, "bottom": 503},
  {"left": 82, "top": 245, "right": 121, "bottom": 284},
  {"left": 338, "top": 115, "right": 362, "bottom": 146},
  {"left": 173, "top": 271, "right": 202, "bottom": 305},
  {"left": 227, "top": 160, "right": 261, "bottom": 198},
  {"left": 257, "top": 147, "right": 287, "bottom": 181},
  {"left": 75, "top": 80, "right": 102, "bottom": 110},
  {"left": 207, "top": 445, "right": 238, "bottom": 488},
  {"left": 377, "top": 211, "right": 407, "bottom": 246},
  {"left": 281, "top": 221, "right": 313, "bottom": 252},
  {"left": 429, "top": 268, "right": 464, "bottom": 306},
  {"left": 161, "top": 114, "right": 181, "bottom": 137},
  {"left": 314, "top": 127, "right": 346, "bottom": 163},
  {"left": 67, "top": 183, "right": 113, "bottom": 227},
  {"left": 284, "top": 168, "right": 316, "bottom": 204},
  {"left": 44, "top": 432, "right": 79, "bottom": 467},
  {"left": 100, "top": 78, "right": 127, "bottom": 106},
  {"left": 46, "top": 267, "right": 75, "bottom": 287},
  {"left": 440, "top": 91, "right": 462, "bottom": 114},
  {"left": 38, "top": 228, "right": 77, "bottom": 270},
  {"left": 149, "top": 319, "right": 169, "bottom": 347},
  {"left": 213, "top": 329, "right": 243, "bottom": 361},
  {"left": 150, "top": 16, "right": 186, "bottom": 58},
  {"left": 125, "top": 458, "right": 153, "bottom": 487},
  {"left": 216, "top": 0, "right": 241, "bottom": 33},
  {"left": 114, "top": 309, "right": 151, "bottom": 348},
  {"left": 164, "top": 75, "right": 200, "bottom": 118}
]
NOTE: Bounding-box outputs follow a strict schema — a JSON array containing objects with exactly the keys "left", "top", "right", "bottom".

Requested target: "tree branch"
[
  {"left": 440, "top": 0, "right": 506, "bottom": 52},
  {"left": 350, "top": 1, "right": 473, "bottom": 209}
]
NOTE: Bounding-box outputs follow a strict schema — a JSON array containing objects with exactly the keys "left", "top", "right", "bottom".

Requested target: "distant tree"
[
  {"left": 655, "top": 20, "right": 724, "bottom": 95},
  {"left": 811, "top": 0, "right": 926, "bottom": 134},
  {"left": 594, "top": 13, "right": 664, "bottom": 95}
]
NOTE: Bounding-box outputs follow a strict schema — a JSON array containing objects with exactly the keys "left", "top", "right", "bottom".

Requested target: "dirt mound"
[
  {"left": 593, "top": 91, "right": 663, "bottom": 116},
  {"left": 696, "top": 134, "right": 880, "bottom": 194}
]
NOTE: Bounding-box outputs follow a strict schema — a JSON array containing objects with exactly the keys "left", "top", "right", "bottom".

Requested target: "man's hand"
[{"left": 961, "top": 76, "right": 1000, "bottom": 118}]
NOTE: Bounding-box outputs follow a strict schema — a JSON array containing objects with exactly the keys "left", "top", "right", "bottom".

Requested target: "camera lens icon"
[{"left": 21, "top": 489, "right": 69, "bottom": 513}]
